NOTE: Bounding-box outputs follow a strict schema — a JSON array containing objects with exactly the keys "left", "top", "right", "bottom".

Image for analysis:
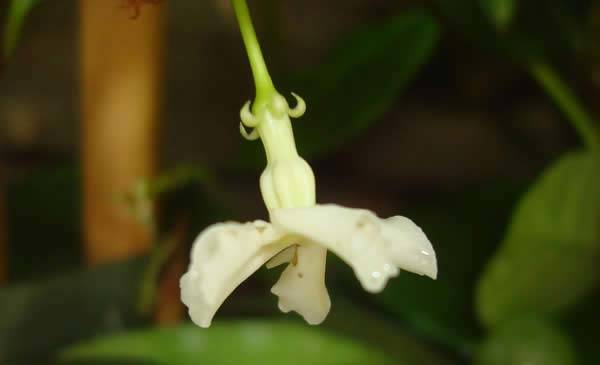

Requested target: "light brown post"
[{"left": 80, "top": 0, "right": 163, "bottom": 265}]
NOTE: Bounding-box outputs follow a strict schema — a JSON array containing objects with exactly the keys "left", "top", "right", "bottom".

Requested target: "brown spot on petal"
[{"left": 356, "top": 216, "right": 373, "bottom": 230}]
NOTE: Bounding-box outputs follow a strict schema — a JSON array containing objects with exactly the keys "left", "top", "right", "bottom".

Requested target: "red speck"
[{"left": 121, "top": 0, "right": 163, "bottom": 19}]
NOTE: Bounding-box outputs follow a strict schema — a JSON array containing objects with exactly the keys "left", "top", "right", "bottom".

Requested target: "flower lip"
[{"left": 180, "top": 204, "right": 437, "bottom": 328}]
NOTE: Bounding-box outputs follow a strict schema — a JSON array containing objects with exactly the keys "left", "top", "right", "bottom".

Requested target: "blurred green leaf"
[
  {"left": 58, "top": 357, "right": 160, "bottom": 365},
  {"left": 324, "top": 296, "right": 457, "bottom": 365},
  {"left": 58, "top": 359, "right": 159, "bottom": 365},
  {"left": 183, "top": 286, "right": 457, "bottom": 364},
  {"left": 3, "top": 0, "right": 40, "bottom": 58},
  {"left": 477, "top": 316, "right": 576, "bottom": 365},
  {"left": 481, "top": 0, "right": 515, "bottom": 31},
  {"left": 0, "top": 257, "right": 148, "bottom": 364},
  {"left": 193, "top": 276, "right": 457, "bottom": 365},
  {"left": 477, "top": 151, "right": 600, "bottom": 328},
  {"left": 61, "top": 322, "right": 394, "bottom": 365},
  {"left": 236, "top": 10, "right": 439, "bottom": 167},
  {"left": 435, "top": 0, "right": 594, "bottom": 63}
]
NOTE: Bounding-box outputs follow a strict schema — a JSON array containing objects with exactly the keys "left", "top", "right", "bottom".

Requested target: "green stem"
[
  {"left": 232, "top": 0, "right": 276, "bottom": 103},
  {"left": 530, "top": 61, "right": 600, "bottom": 151}
]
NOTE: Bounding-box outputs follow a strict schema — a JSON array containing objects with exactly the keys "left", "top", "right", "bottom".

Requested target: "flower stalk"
[
  {"left": 232, "top": 0, "right": 276, "bottom": 110},
  {"left": 232, "top": 0, "right": 313, "bottom": 211}
]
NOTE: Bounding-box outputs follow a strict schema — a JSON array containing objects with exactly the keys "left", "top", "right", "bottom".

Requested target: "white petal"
[
  {"left": 271, "top": 204, "right": 437, "bottom": 294},
  {"left": 270, "top": 243, "right": 331, "bottom": 325},
  {"left": 381, "top": 216, "right": 437, "bottom": 279},
  {"left": 265, "top": 245, "right": 296, "bottom": 269},
  {"left": 180, "top": 220, "right": 287, "bottom": 327}
]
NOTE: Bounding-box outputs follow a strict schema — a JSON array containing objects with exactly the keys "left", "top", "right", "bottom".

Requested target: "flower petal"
[
  {"left": 180, "top": 220, "right": 287, "bottom": 327},
  {"left": 380, "top": 216, "right": 437, "bottom": 279},
  {"left": 271, "top": 204, "right": 437, "bottom": 293},
  {"left": 270, "top": 243, "right": 331, "bottom": 325}
]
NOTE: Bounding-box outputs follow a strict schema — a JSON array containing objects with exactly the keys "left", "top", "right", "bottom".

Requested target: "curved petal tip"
[
  {"left": 381, "top": 216, "right": 438, "bottom": 280},
  {"left": 180, "top": 221, "right": 286, "bottom": 328}
]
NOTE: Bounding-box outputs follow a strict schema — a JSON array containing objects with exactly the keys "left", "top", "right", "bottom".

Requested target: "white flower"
[
  {"left": 180, "top": 204, "right": 437, "bottom": 328},
  {"left": 180, "top": 92, "right": 437, "bottom": 327}
]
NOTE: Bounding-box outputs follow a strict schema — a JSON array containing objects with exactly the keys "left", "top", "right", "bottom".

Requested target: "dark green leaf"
[
  {"left": 324, "top": 296, "right": 458, "bottom": 365},
  {"left": 56, "top": 357, "right": 160, "bottom": 365},
  {"left": 476, "top": 151, "right": 600, "bottom": 328},
  {"left": 3, "top": 0, "right": 40, "bottom": 58},
  {"left": 197, "top": 284, "right": 457, "bottom": 365},
  {"left": 236, "top": 10, "right": 439, "bottom": 167},
  {"left": 0, "top": 257, "right": 148, "bottom": 364},
  {"left": 477, "top": 317, "right": 576, "bottom": 365},
  {"left": 293, "top": 10, "right": 438, "bottom": 158},
  {"left": 435, "top": 0, "right": 591, "bottom": 62},
  {"left": 481, "top": 0, "right": 515, "bottom": 31},
  {"left": 60, "top": 322, "right": 394, "bottom": 365}
]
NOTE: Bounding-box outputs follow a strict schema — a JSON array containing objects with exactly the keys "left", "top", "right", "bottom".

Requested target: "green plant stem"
[
  {"left": 232, "top": 0, "right": 276, "bottom": 104},
  {"left": 138, "top": 234, "right": 177, "bottom": 315},
  {"left": 4, "top": 0, "right": 35, "bottom": 58},
  {"left": 530, "top": 62, "right": 600, "bottom": 151}
]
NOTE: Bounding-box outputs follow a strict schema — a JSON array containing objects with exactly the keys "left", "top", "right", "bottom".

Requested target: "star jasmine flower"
[{"left": 180, "top": 0, "right": 438, "bottom": 328}]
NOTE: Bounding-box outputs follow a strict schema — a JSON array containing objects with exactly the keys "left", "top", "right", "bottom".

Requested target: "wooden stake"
[{"left": 80, "top": 0, "right": 164, "bottom": 265}]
